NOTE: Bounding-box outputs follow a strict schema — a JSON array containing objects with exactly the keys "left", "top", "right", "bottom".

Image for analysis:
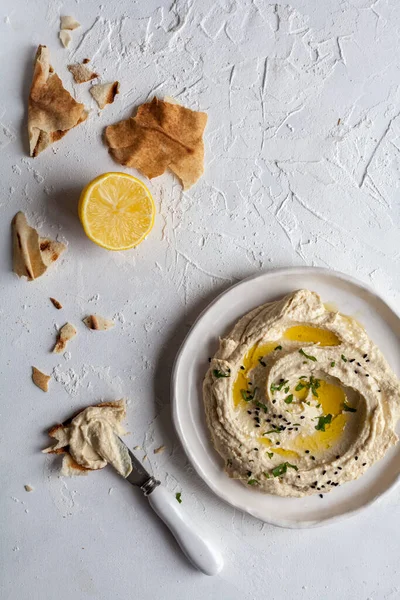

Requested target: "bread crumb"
[
  {"left": 50, "top": 297, "right": 62, "bottom": 310},
  {"left": 133, "top": 445, "right": 141, "bottom": 451},
  {"left": 83, "top": 315, "right": 114, "bottom": 331},
  {"left": 24, "top": 484, "right": 34, "bottom": 492},
  {"left": 68, "top": 63, "right": 98, "bottom": 84},
  {"left": 59, "top": 30, "right": 71, "bottom": 48},
  {"left": 32, "top": 367, "right": 51, "bottom": 392},
  {"left": 60, "top": 16, "right": 80, "bottom": 30},
  {"left": 53, "top": 323, "right": 77, "bottom": 353},
  {"left": 154, "top": 445, "right": 166, "bottom": 455}
]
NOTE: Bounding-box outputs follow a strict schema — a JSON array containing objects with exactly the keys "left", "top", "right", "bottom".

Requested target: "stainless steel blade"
[{"left": 118, "top": 439, "right": 152, "bottom": 487}]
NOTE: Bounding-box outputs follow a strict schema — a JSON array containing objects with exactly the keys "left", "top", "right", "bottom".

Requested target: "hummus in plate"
[{"left": 203, "top": 290, "right": 400, "bottom": 497}]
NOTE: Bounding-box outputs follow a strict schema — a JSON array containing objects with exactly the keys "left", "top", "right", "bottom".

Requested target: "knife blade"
[{"left": 115, "top": 437, "right": 223, "bottom": 576}]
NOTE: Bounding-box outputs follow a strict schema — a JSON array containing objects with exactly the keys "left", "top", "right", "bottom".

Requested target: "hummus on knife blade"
[{"left": 203, "top": 290, "right": 400, "bottom": 497}]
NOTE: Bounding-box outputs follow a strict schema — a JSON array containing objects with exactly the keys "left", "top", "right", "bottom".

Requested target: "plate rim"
[{"left": 171, "top": 266, "right": 400, "bottom": 528}]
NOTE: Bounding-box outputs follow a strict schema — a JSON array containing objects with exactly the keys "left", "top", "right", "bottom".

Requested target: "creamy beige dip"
[
  {"left": 203, "top": 290, "right": 400, "bottom": 497},
  {"left": 44, "top": 400, "right": 132, "bottom": 477}
]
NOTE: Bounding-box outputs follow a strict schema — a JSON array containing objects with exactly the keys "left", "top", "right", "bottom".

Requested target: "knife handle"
[{"left": 147, "top": 485, "right": 223, "bottom": 576}]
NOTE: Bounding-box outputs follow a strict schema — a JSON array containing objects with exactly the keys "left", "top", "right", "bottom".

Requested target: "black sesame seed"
[
  {"left": 272, "top": 400, "right": 276, "bottom": 404},
  {"left": 349, "top": 358, "right": 355, "bottom": 363},
  {"left": 338, "top": 466, "right": 342, "bottom": 470},
  {"left": 255, "top": 424, "right": 260, "bottom": 428},
  {"left": 253, "top": 448, "right": 259, "bottom": 451},
  {"left": 297, "top": 475, "right": 301, "bottom": 478},
  {"left": 363, "top": 354, "right": 368, "bottom": 359},
  {"left": 322, "top": 470, "right": 326, "bottom": 475},
  {"left": 365, "top": 374, "right": 369, "bottom": 377},
  {"left": 336, "top": 455, "right": 340, "bottom": 459},
  {"left": 362, "top": 462, "right": 367, "bottom": 466},
  {"left": 254, "top": 417, "right": 260, "bottom": 423},
  {"left": 311, "top": 456, "right": 316, "bottom": 460},
  {"left": 247, "top": 471, "right": 252, "bottom": 477},
  {"left": 366, "top": 359, "right": 370, "bottom": 362},
  {"left": 334, "top": 471, "right": 338, "bottom": 475},
  {"left": 354, "top": 370, "right": 358, "bottom": 374},
  {"left": 378, "top": 389, "right": 381, "bottom": 392},
  {"left": 288, "top": 427, "right": 293, "bottom": 431},
  {"left": 317, "top": 487, "right": 321, "bottom": 491},
  {"left": 313, "top": 481, "right": 318, "bottom": 486},
  {"left": 295, "top": 428, "right": 299, "bottom": 431},
  {"left": 240, "top": 365, "right": 245, "bottom": 370},
  {"left": 319, "top": 494, "right": 323, "bottom": 498},
  {"left": 249, "top": 382, "right": 252, "bottom": 386},
  {"left": 327, "top": 480, "right": 331, "bottom": 485},
  {"left": 247, "top": 410, "right": 252, "bottom": 414},
  {"left": 300, "top": 416, "right": 305, "bottom": 419},
  {"left": 356, "top": 362, "right": 361, "bottom": 367},
  {"left": 279, "top": 378, "right": 284, "bottom": 382},
  {"left": 266, "top": 419, "right": 271, "bottom": 423},
  {"left": 278, "top": 415, "right": 283, "bottom": 418},
  {"left": 321, "top": 485, "right": 325, "bottom": 488},
  {"left": 208, "top": 357, "right": 212, "bottom": 362},
  {"left": 276, "top": 441, "right": 280, "bottom": 445},
  {"left": 355, "top": 456, "right": 358, "bottom": 460},
  {"left": 305, "top": 450, "right": 310, "bottom": 454}
]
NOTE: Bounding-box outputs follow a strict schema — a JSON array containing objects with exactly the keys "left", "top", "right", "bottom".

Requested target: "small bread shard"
[
  {"left": 24, "top": 485, "right": 34, "bottom": 492},
  {"left": 28, "top": 45, "right": 88, "bottom": 157},
  {"left": 154, "top": 445, "right": 166, "bottom": 454},
  {"left": 104, "top": 97, "right": 208, "bottom": 189},
  {"left": 90, "top": 82, "right": 120, "bottom": 109},
  {"left": 32, "top": 367, "right": 51, "bottom": 392},
  {"left": 12, "top": 212, "right": 66, "bottom": 281},
  {"left": 53, "top": 323, "right": 77, "bottom": 353},
  {"left": 83, "top": 315, "right": 115, "bottom": 331},
  {"left": 50, "top": 297, "right": 63, "bottom": 309},
  {"left": 68, "top": 63, "right": 98, "bottom": 84},
  {"left": 60, "top": 16, "right": 80, "bottom": 30},
  {"left": 59, "top": 30, "right": 72, "bottom": 48}
]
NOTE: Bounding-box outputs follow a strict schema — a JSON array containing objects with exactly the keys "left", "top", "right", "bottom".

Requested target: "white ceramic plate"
[{"left": 172, "top": 267, "right": 400, "bottom": 528}]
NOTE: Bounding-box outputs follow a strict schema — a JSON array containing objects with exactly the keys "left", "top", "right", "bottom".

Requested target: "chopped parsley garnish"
[
  {"left": 267, "top": 452, "right": 274, "bottom": 459},
  {"left": 265, "top": 427, "right": 283, "bottom": 434},
  {"left": 331, "top": 361, "right": 335, "bottom": 367},
  {"left": 263, "top": 472, "right": 270, "bottom": 479},
  {"left": 213, "top": 368, "right": 231, "bottom": 378},
  {"left": 175, "top": 492, "right": 182, "bottom": 504},
  {"left": 295, "top": 382, "right": 306, "bottom": 391},
  {"left": 255, "top": 400, "right": 268, "bottom": 413},
  {"left": 315, "top": 414, "right": 332, "bottom": 432},
  {"left": 247, "top": 478, "right": 259, "bottom": 486},
  {"left": 343, "top": 402, "right": 357, "bottom": 413},
  {"left": 270, "top": 380, "right": 289, "bottom": 392},
  {"left": 299, "top": 376, "right": 307, "bottom": 379},
  {"left": 258, "top": 358, "right": 267, "bottom": 367},
  {"left": 241, "top": 388, "right": 257, "bottom": 401},
  {"left": 272, "top": 462, "right": 298, "bottom": 477},
  {"left": 284, "top": 394, "right": 293, "bottom": 404},
  {"left": 284, "top": 386, "right": 289, "bottom": 393},
  {"left": 299, "top": 348, "right": 317, "bottom": 362},
  {"left": 341, "top": 354, "right": 347, "bottom": 362}
]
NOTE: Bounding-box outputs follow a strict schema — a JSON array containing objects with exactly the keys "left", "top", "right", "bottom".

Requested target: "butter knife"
[{"left": 117, "top": 439, "right": 223, "bottom": 576}]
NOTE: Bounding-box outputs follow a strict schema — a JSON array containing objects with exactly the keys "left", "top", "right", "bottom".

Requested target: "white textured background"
[{"left": 1, "top": 1, "right": 400, "bottom": 598}]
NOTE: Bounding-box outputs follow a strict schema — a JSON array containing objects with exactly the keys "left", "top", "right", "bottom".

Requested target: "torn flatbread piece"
[
  {"left": 68, "top": 63, "right": 98, "bottom": 84},
  {"left": 83, "top": 315, "right": 115, "bottom": 331},
  {"left": 90, "top": 82, "right": 120, "bottom": 109},
  {"left": 104, "top": 98, "right": 208, "bottom": 189},
  {"left": 50, "top": 297, "right": 62, "bottom": 309},
  {"left": 32, "top": 367, "right": 51, "bottom": 392},
  {"left": 59, "top": 30, "right": 72, "bottom": 48},
  {"left": 60, "top": 16, "right": 80, "bottom": 30},
  {"left": 28, "top": 45, "right": 87, "bottom": 157},
  {"left": 12, "top": 212, "right": 66, "bottom": 281},
  {"left": 53, "top": 323, "right": 77, "bottom": 353},
  {"left": 43, "top": 400, "right": 132, "bottom": 477}
]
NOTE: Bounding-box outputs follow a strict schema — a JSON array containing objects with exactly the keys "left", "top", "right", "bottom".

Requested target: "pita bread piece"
[
  {"left": 83, "top": 315, "right": 115, "bottom": 331},
  {"left": 90, "top": 82, "right": 120, "bottom": 109},
  {"left": 50, "top": 297, "right": 63, "bottom": 309},
  {"left": 28, "top": 45, "right": 87, "bottom": 157},
  {"left": 32, "top": 367, "right": 51, "bottom": 392},
  {"left": 59, "top": 30, "right": 72, "bottom": 48},
  {"left": 104, "top": 98, "right": 208, "bottom": 189},
  {"left": 12, "top": 212, "right": 66, "bottom": 281},
  {"left": 53, "top": 323, "right": 77, "bottom": 353},
  {"left": 68, "top": 63, "right": 98, "bottom": 84},
  {"left": 60, "top": 16, "right": 80, "bottom": 30}
]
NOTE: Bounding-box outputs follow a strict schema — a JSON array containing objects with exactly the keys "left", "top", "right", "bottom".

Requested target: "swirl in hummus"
[{"left": 203, "top": 290, "right": 400, "bottom": 497}]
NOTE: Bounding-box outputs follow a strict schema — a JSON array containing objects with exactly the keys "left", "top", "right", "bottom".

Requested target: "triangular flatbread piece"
[{"left": 28, "top": 45, "right": 88, "bottom": 157}]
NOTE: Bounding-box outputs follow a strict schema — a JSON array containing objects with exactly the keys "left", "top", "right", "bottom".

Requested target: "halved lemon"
[{"left": 78, "top": 172, "right": 155, "bottom": 251}]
